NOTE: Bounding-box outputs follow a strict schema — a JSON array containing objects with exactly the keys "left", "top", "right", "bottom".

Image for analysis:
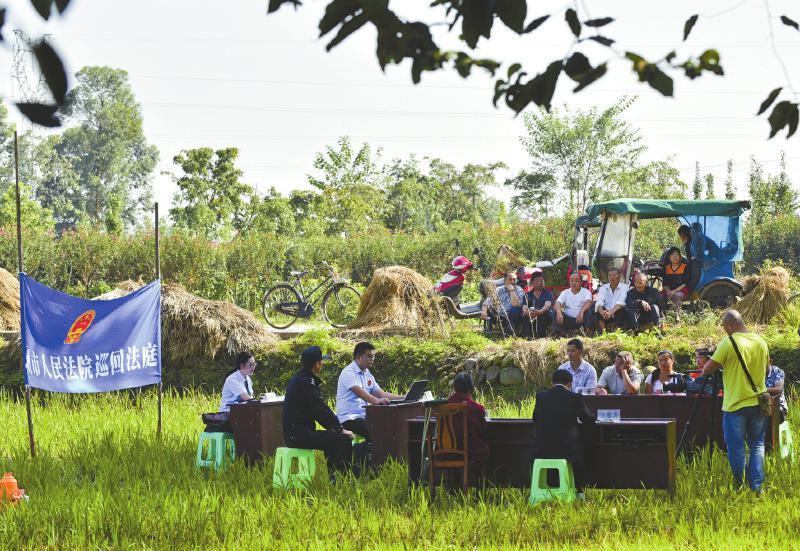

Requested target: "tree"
[
  {"left": 504, "top": 170, "right": 556, "bottom": 220},
  {"left": 0, "top": 182, "right": 55, "bottom": 231},
  {"left": 724, "top": 159, "right": 735, "bottom": 199},
  {"left": 234, "top": 187, "right": 297, "bottom": 236},
  {"left": 169, "top": 147, "right": 252, "bottom": 240},
  {"left": 382, "top": 157, "right": 440, "bottom": 232},
  {"left": 705, "top": 173, "right": 715, "bottom": 199},
  {"left": 263, "top": 1, "right": 800, "bottom": 139},
  {"left": 611, "top": 160, "right": 687, "bottom": 200},
  {"left": 519, "top": 97, "right": 644, "bottom": 215},
  {"left": 54, "top": 66, "right": 159, "bottom": 229},
  {"left": 748, "top": 157, "right": 769, "bottom": 225},
  {"left": 769, "top": 151, "right": 798, "bottom": 217},
  {"left": 307, "top": 136, "right": 386, "bottom": 236},
  {"left": 428, "top": 159, "right": 506, "bottom": 225},
  {"left": 692, "top": 162, "right": 702, "bottom": 200}
]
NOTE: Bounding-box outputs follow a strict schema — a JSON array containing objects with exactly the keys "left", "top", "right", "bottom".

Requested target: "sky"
[{"left": 2, "top": 0, "right": 799, "bottom": 213}]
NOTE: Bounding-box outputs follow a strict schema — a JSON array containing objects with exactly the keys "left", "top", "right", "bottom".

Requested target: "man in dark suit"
[
  {"left": 283, "top": 346, "right": 355, "bottom": 476},
  {"left": 531, "top": 368, "right": 596, "bottom": 497}
]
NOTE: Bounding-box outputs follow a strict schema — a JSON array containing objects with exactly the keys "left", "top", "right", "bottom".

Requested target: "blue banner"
[{"left": 21, "top": 274, "right": 161, "bottom": 393}]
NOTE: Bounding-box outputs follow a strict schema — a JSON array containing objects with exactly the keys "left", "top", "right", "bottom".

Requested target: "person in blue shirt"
[
  {"left": 335, "top": 342, "right": 405, "bottom": 441},
  {"left": 524, "top": 273, "right": 554, "bottom": 339}
]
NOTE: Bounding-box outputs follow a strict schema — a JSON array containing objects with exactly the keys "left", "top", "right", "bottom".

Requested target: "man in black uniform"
[
  {"left": 531, "top": 369, "right": 596, "bottom": 498},
  {"left": 283, "top": 346, "right": 354, "bottom": 475}
]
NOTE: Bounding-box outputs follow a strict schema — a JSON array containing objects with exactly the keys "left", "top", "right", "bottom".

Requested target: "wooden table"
[
  {"left": 582, "top": 394, "right": 780, "bottom": 452},
  {"left": 408, "top": 418, "right": 676, "bottom": 495},
  {"left": 229, "top": 400, "right": 284, "bottom": 464},
  {"left": 365, "top": 402, "right": 426, "bottom": 465}
]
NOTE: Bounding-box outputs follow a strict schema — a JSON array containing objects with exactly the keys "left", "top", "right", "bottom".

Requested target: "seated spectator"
[
  {"left": 531, "top": 368, "right": 597, "bottom": 499},
  {"left": 691, "top": 346, "right": 713, "bottom": 379},
  {"left": 553, "top": 273, "right": 593, "bottom": 337},
  {"left": 662, "top": 247, "right": 690, "bottom": 321},
  {"left": 645, "top": 349, "right": 683, "bottom": 394},
  {"left": 596, "top": 351, "right": 643, "bottom": 395},
  {"left": 625, "top": 273, "right": 663, "bottom": 331},
  {"left": 448, "top": 372, "right": 490, "bottom": 466},
  {"left": 219, "top": 351, "right": 256, "bottom": 413},
  {"left": 594, "top": 268, "right": 629, "bottom": 332},
  {"left": 556, "top": 338, "right": 597, "bottom": 394},
  {"left": 766, "top": 359, "right": 788, "bottom": 423},
  {"left": 524, "top": 273, "right": 554, "bottom": 339},
  {"left": 481, "top": 272, "right": 527, "bottom": 334}
]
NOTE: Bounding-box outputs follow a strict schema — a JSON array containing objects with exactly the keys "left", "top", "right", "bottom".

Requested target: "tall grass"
[{"left": 0, "top": 389, "right": 797, "bottom": 549}]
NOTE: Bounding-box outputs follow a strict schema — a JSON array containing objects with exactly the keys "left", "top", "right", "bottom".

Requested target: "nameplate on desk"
[{"left": 597, "top": 409, "right": 621, "bottom": 423}]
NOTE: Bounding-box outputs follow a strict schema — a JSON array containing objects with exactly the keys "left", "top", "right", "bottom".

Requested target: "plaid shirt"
[
  {"left": 557, "top": 360, "right": 597, "bottom": 394},
  {"left": 496, "top": 285, "right": 526, "bottom": 312},
  {"left": 766, "top": 365, "right": 788, "bottom": 413}
]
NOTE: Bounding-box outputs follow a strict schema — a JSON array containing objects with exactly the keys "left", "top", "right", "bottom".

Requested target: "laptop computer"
[{"left": 389, "top": 379, "right": 429, "bottom": 404}]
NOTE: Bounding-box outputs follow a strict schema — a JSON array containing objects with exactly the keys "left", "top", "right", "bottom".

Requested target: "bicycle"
[{"left": 261, "top": 262, "right": 361, "bottom": 329}]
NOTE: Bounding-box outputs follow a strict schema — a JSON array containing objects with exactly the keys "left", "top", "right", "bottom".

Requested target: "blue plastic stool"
[
  {"left": 779, "top": 421, "right": 794, "bottom": 461},
  {"left": 272, "top": 447, "right": 317, "bottom": 489},
  {"left": 196, "top": 432, "right": 236, "bottom": 470},
  {"left": 529, "top": 459, "right": 577, "bottom": 505}
]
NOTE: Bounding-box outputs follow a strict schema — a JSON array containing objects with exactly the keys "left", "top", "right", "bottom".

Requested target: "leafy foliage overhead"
[{"left": 266, "top": 1, "right": 799, "bottom": 139}]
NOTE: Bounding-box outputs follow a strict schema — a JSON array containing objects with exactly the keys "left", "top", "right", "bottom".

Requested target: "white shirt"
[
  {"left": 556, "top": 287, "right": 593, "bottom": 318},
  {"left": 336, "top": 361, "right": 383, "bottom": 422},
  {"left": 219, "top": 370, "right": 253, "bottom": 412},
  {"left": 646, "top": 371, "right": 677, "bottom": 394},
  {"left": 594, "top": 282, "right": 629, "bottom": 313}
]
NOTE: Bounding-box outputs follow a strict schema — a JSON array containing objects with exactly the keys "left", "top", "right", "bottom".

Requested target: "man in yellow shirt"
[{"left": 702, "top": 310, "right": 769, "bottom": 494}]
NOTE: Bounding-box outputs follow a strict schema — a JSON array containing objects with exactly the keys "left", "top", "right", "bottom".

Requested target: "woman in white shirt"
[
  {"left": 645, "top": 349, "right": 682, "bottom": 394},
  {"left": 219, "top": 351, "right": 256, "bottom": 412}
]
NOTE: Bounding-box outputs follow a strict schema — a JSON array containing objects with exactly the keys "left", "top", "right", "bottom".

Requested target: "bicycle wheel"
[
  {"left": 262, "top": 284, "right": 302, "bottom": 329},
  {"left": 322, "top": 285, "right": 361, "bottom": 328}
]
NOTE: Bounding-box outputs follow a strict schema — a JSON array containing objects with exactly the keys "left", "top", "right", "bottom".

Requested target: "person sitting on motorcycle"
[
  {"left": 481, "top": 272, "right": 527, "bottom": 333},
  {"left": 433, "top": 256, "right": 473, "bottom": 302},
  {"left": 524, "top": 273, "right": 554, "bottom": 339}
]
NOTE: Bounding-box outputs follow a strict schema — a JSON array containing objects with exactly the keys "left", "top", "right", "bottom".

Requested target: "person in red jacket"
[{"left": 447, "top": 372, "right": 490, "bottom": 465}]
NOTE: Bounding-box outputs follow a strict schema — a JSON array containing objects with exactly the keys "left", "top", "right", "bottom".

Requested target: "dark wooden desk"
[
  {"left": 582, "top": 395, "right": 779, "bottom": 452},
  {"left": 408, "top": 418, "right": 676, "bottom": 494},
  {"left": 365, "top": 402, "right": 426, "bottom": 465},
  {"left": 229, "top": 401, "right": 284, "bottom": 464}
]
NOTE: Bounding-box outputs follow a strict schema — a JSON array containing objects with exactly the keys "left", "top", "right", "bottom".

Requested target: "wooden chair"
[{"left": 426, "top": 402, "right": 469, "bottom": 497}]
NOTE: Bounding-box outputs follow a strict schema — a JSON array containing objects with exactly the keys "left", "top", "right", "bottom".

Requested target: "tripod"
[{"left": 676, "top": 371, "right": 721, "bottom": 463}]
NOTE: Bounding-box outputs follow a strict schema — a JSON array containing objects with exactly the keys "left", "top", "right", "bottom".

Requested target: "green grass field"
[{"left": 0, "top": 389, "right": 798, "bottom": 550}]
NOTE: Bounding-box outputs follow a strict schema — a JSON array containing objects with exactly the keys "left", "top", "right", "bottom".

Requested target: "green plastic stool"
[
  {"left": 272, "top": 447, "right": 317, "bottom": 489},
  {"left": 779, "top": 421, "right": 794, "bottom": 461},
  {"left": 196, "top": 431, "right": 236, "bottom": 470},
  {"left": 352, "top": 434, "right": 365, "bottom": 446},
  {"left": 529, "top": 459, "right": 577, "bottom": 505}
]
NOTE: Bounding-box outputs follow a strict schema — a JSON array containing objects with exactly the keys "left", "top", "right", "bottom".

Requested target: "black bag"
[
  {"left": 728, "top": 335, "right": 772, "bottom": 417},
  {"left": 201, "top": 412, "right": 232, "bottom": 432}
]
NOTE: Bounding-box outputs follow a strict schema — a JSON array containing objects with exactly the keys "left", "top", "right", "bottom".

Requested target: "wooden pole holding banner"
[
  {"left": 155, "top": 202, "right": 163, "bottom": 437},
  {"left": 15, "top": 130, "right": 36, "bottom": 458}
]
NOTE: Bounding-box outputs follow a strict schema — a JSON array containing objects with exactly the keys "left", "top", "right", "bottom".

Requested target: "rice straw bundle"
[
  {"left": 737, "top": 266, "right": 791, "bottom": 325},
  {"left": 345, "top": 266, "right": 448, "bottom": 336},
  {"left": 0, "top": 268, "right": 20, "bottom": 331},
  {"left": 95, "top": 281, "right": 278, "bottom": 364},
  {"left": 491, "top": 245, "right": 530, "bottom": 278}
]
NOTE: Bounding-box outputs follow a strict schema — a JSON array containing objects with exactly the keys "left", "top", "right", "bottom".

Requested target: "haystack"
[
  {"left": 95, "top": 281, "right": 278, "bottom": 364},
  {"left": 345, "top": 266, "right": 448, "bottom": 336},
  {"left": 491, "top": 245, "right": 530, "bottom": 278},
  {"left": 0, "top": 267, "right": 20, "bottom": 331},
  {"left": 737, "top": 266, "right": 791, "bottom": 325}
]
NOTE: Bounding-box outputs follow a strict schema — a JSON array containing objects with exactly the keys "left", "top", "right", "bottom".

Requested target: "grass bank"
[{"left": 0, "top": 390, "right": 797, "bottom": 549}]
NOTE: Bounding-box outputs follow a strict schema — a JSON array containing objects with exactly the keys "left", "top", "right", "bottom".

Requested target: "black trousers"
[
  {"left": 629, "top": 304, "right": 661, "bottom": 330},
  {"left": 285, "top": 430, "right": 353, "bottom": 473},
  {"left": 342, "top": 417, "right": 371, "bottom": 442}
]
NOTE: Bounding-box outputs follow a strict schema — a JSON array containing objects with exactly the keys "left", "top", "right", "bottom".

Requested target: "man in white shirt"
[
  {"left": 595, "top": 351, "right": 643, "bottom": 395},
  {"left": 594, "top": 268, "right": 630, "bottom": 333},
  {"left": 219, "top": 351, "right": 256, "bottom": 412},
  {"left": 335, "top": 341, "right": 405, "bottom": 441},
  {"left": 553, "top": 272, "right": 593, "bottom": 337}
]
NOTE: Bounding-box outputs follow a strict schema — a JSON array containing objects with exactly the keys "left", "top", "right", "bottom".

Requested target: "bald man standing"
[{"left": 703, "top": 310, "right": 769, "bottom": 494}]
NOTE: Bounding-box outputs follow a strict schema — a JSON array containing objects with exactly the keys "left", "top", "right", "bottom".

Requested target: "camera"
[
  {"left": 663, "top": 373, "right": 687, "bottom": 393},
  {"left": 685, "top": 372, "right": 722, "bottom": 396}
]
